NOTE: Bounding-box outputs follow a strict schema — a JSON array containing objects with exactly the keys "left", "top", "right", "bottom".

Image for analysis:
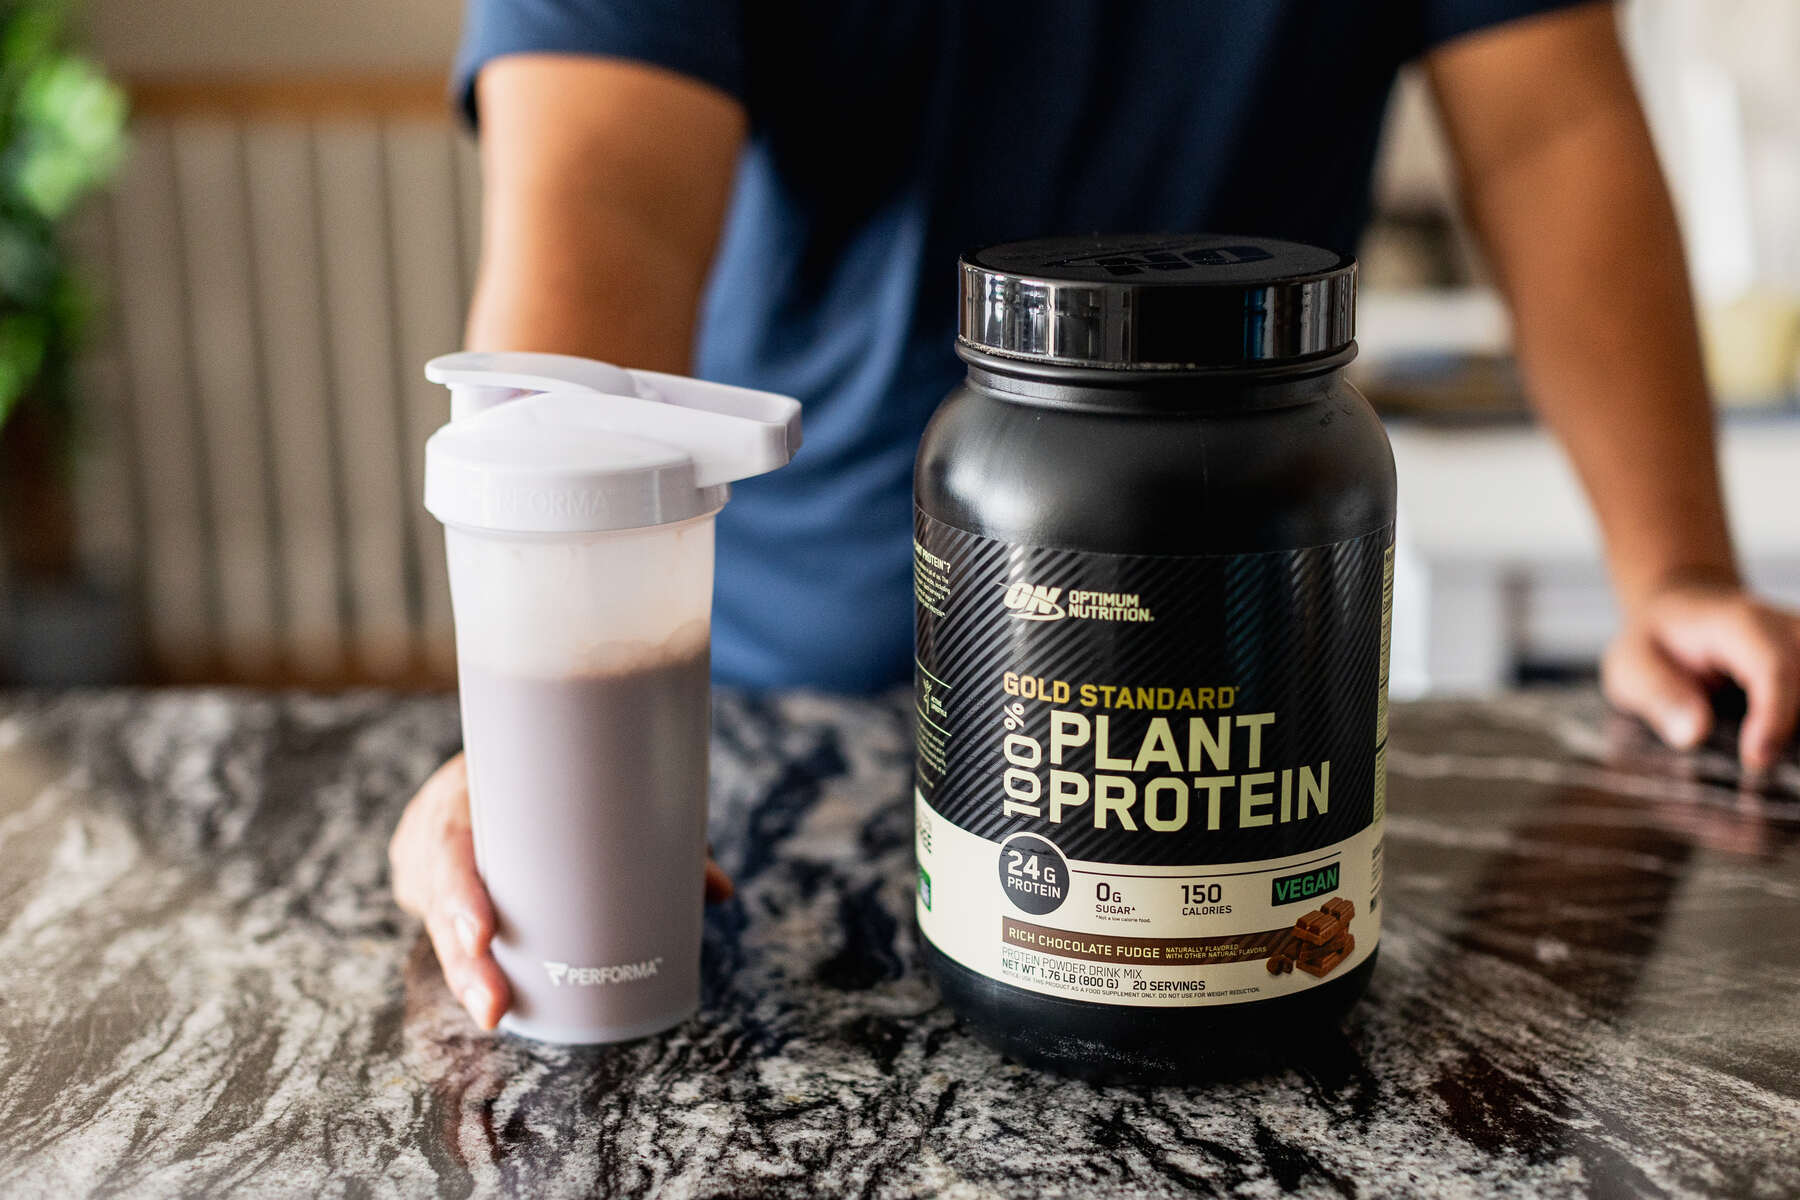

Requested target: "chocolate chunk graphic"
[
  {"left": 1297, "top": 932, "right": 1354, "bottom": 978},
  {"left": 1293, "top": 909, "right": 1347, "bottom": 946},
  {"left": 1321, "top": 897, "right": 1355, "bottom": 924}
]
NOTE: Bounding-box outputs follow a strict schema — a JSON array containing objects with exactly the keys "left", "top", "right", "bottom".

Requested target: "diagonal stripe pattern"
[{"left": 916, "top": 511, "right": 1390, "bottom": 868}]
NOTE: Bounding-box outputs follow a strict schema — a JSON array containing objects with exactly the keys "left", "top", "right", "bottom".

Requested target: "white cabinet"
[{"left": 1386, "top": 418, "right": 1800, "bottom": 696}]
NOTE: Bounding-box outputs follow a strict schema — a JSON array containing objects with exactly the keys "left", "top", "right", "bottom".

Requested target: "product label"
[{"left": 914, "top": 511, "right": 1393, "bottom": 1007}]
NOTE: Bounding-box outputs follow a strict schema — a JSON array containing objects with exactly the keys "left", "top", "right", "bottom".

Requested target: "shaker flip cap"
[{"left": 423, "top": 352, "right": 803, "bottom": 534}]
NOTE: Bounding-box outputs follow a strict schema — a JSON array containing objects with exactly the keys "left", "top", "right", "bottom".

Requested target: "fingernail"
[
  {"left": 454, "top": 913, "right": 479, "bottom": 956},
  {"left": 462, "top": 983, "right": 495, "bottom": 1027},
  {"left": 1662, "top": 708, "right": 1703, "bottom": 749}
]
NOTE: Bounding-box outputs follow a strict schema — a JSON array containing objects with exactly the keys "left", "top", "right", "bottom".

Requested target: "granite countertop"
[{"left": 0, "top": 687, "right": 1796, "bottom": 1198}]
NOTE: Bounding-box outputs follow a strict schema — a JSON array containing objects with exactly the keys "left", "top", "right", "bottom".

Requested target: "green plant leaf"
[
  {"left": 0, "top": 309, "right": 48, "bottom": 431},
  {"left": 0, "top": 1, "right": 125, "bottom": 442},
  {"left": 11, "top": 56, "right": 127, "bottom": 219}
]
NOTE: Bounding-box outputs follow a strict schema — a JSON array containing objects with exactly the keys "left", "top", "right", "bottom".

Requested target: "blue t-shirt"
[{"left": 457, "top": 0, "right": 1579, "bottom": 692}]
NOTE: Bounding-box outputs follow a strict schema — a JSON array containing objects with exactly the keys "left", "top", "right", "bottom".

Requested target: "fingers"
[
  {"left": 389, "top": 753, "right": 511, "bottom": 1029},
  {"left": 432, "top": 811, "right": 498, "bottom": 961},
  {"left": 1654, "top": 600, "right": 1798, "bottom": 769},
  {"left": 390, "top": 754, "right": 470, "bottom": 918},
  {"left": 425, "top": 904, "right": 510, "bottom": 1031},
  {"left": 1602, "top": 629, "right": 1711, "bottom": 751},
  {"left": 426, "top": 817, "right": 510, "bottom": 1029},
  {"left": 1719, "top": 614, "right": 1800, "bottom": 770},
  {"left": 1628, "top": 592, "right": 1800, "bottom": 770}
]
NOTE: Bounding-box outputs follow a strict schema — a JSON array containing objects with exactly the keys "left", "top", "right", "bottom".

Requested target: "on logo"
[{"left": 1002, "top": 581, "right": 1066, "bottom": 621}]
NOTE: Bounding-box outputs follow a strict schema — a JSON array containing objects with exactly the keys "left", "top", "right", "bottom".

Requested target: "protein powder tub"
[{"left": 913, "top": 234, "right": 1396, "bottom": 1081}]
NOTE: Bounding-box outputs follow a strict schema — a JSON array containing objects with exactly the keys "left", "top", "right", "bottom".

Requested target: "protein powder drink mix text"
[{"left": 914, "top": 235, "right": 1396, "bottom": 1081}]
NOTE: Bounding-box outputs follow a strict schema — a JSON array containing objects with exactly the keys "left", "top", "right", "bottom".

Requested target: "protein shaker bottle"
[{"left": 422, "top": 352, "right": 801, "bottom": 1043}]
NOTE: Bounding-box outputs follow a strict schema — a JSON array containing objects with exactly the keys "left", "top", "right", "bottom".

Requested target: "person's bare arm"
[
  {"left": 1427, "top": 2, "right": 1800, "bottom": 766},
  {"left": 466, "top": 55, "right": 746, "bottom": 364},
  {"left": 391, "top": 56, "right": 744, "bottom": 1030}
]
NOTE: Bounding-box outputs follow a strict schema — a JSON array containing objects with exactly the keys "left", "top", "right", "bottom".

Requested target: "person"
[{"left": 390, "top": 0, "right": 1800, "bottom": 1030}]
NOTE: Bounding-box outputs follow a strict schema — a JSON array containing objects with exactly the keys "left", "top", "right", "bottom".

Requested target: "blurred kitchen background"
[{"left": 0, "top": 0, "right": 1795, "bottom": 695}]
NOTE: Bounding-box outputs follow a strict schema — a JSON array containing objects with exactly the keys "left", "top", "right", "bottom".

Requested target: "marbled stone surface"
[{"left": 0, "top": 688, "right": 1796, "bottom": 1198}]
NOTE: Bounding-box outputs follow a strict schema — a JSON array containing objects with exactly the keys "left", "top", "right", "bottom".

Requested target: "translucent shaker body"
[{"left": 447, "top": 515, "right": 716, "bottom": 1042}]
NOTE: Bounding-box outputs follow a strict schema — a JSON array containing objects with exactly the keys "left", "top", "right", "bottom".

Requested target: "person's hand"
[
  {"left": 1602, "top": 580, "right": 1800, "bottom": 770},
  {"left": 390, "top": 753, "right": 735, "bottom": 1030}
]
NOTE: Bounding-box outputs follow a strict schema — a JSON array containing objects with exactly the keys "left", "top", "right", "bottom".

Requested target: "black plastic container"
[{"left": 913, "top": 235, "right": 1396, "bottom": 1082}]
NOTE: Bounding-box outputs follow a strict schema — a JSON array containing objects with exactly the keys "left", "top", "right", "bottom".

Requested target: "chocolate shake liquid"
[{"left": 459, "top": 642, "right": 710, "bottom": 1040}]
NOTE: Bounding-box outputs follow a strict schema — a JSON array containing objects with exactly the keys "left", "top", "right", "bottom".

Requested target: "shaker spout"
[{"left": 426, "top": 351, "right": 645, "bottom": 420}]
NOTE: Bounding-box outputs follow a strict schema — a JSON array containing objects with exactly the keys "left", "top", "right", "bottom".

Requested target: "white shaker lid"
[{"left": 422, "top": 351, "right": 802, "bottom": 534}]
